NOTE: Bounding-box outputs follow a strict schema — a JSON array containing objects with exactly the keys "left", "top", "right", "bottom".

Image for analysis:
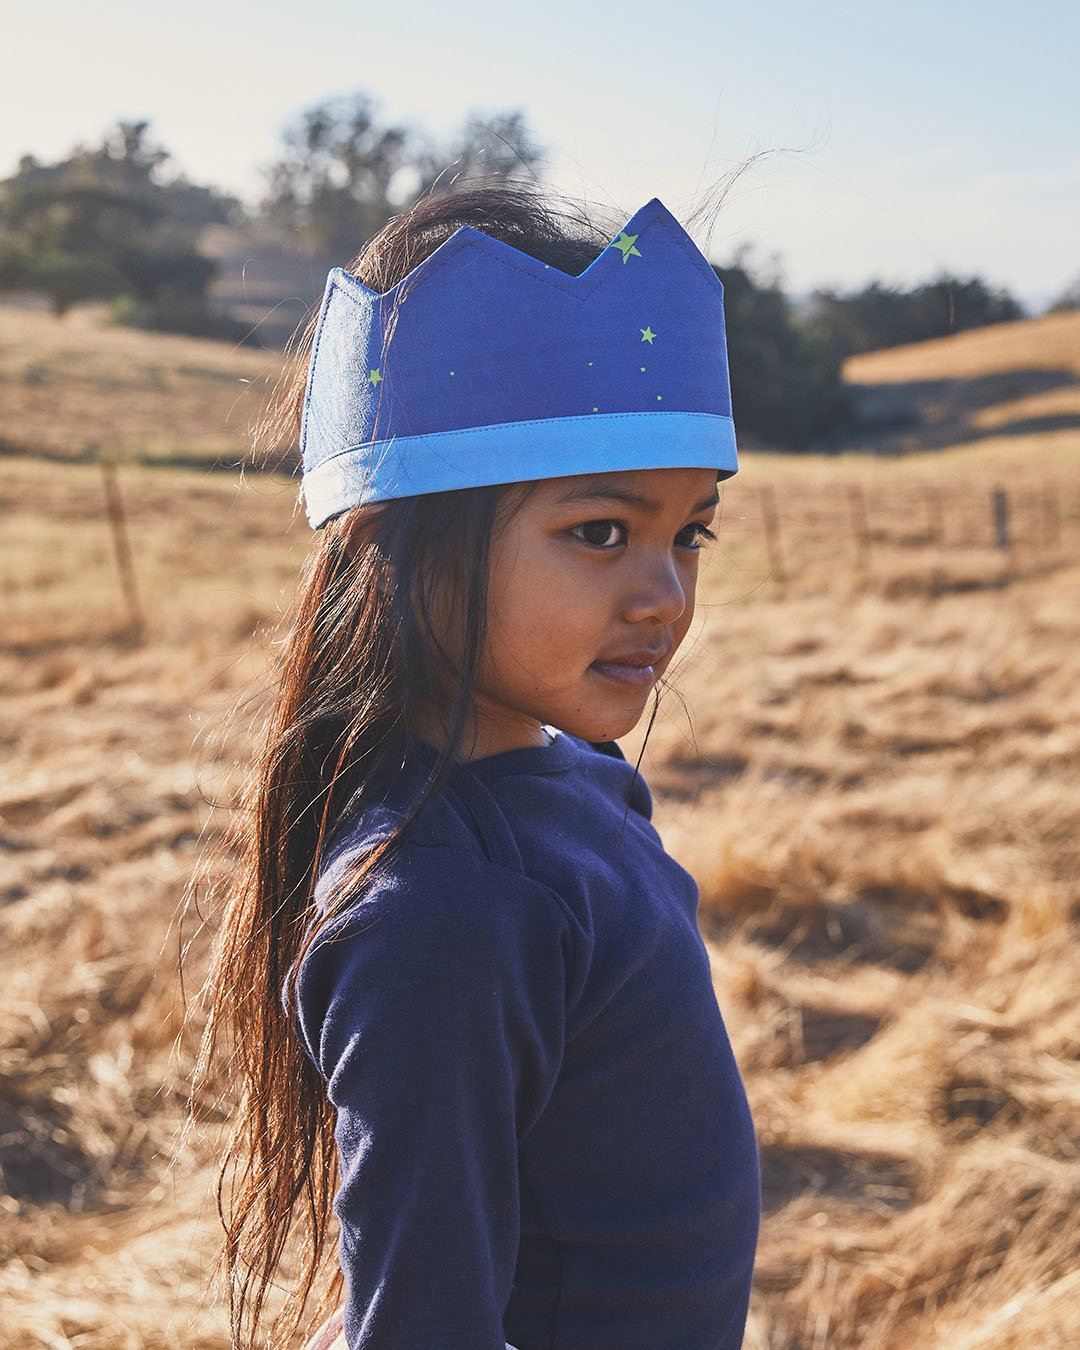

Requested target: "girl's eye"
[
  {"left": 573, "top": 520, "right": 626, "bottom": 549},
  {"left": 676, "top": 522, "right": 717, "bottom": 551}
]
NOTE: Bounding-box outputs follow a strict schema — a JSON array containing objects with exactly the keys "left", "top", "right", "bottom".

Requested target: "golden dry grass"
[
  {"left": 1, "top": 305, "right": 1079, "bottom": 1346},
  {"left": 0, "top": 303, "right": 285, "bottom": 467}
]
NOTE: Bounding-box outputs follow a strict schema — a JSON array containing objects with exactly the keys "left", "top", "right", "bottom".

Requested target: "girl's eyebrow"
[{"left": 555, "top": 483, "right": 720, "bottom": 515}]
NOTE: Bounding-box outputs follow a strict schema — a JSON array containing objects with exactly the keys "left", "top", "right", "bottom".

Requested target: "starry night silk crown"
[{"left": 299, "top": 197, "right": 738, "bottom": 528}]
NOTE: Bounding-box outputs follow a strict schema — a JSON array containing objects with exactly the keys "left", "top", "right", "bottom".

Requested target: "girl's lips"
[{"left": 589, "top": 657, "right": 663, "bottom": 688}]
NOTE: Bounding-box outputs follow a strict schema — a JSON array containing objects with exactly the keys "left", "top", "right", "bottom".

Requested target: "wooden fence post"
[
  {"left": 758, "top": 485, "right": 786, "bottom": 586},
  {"left": 923, "top": 484, "right": 946, "bottom": 597},
  {"left": 847, "top": 483, "right": 871, "bottom": 579},
  {"left": 924, "top": 484, "right": 944, "bottom": 544},
  {"left": 992, "top": 486, "right": 1011, "bottom": 587},
  {"left": 99, "top": 458, "right": 145, "bottom": 642},
  {"left": 992, "top": 487, "right": 1011, "bottom": 550}
]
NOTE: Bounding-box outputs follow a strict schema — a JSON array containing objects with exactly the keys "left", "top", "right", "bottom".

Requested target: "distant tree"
[
  {"left": 809, "top": 281, "right": 910, "bottom": 356},
  {"left": 0, "top": 120, "right": 240, "bottom": 324},
  {"left": 714, "top": 248, "right": 849, "bottom": 448},
  {"left": 809, "top": 272, "right": 1024, "bottom": 356},
  {"left": 258, "top": 92, "right": 544, "bottom": 257},
  {"left": 259, "top": 93, "right": 414, "bottom": 257},
  {"left": 0, "top": 233, "right": 127, "bottom": 314},
  {"left": 909, "top": 275, "right": 1024, "bottom": 337},
  {"left": 1047, "top": 276, "right": 1080, "bottom": 313},
  {"left": 416, "top": 109, "right": 545, "bottom": 196}
]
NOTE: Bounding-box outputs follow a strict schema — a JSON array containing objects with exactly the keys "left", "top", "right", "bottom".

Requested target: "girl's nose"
[{"left": 622, "top": 554, "right": 688, "bottom": 625}]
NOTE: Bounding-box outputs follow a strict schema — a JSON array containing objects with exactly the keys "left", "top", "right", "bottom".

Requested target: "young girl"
[{"left": 200, "top": 183, "right": 760, "bottom": 1349}]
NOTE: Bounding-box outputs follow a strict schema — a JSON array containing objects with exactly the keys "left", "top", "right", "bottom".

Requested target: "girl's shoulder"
[
  {"left": 294, "top": 796, "right": 584, "bottom": 1096},
  {"left": 310, "top": 731, "right": 656, "bottom": 935},
  {"left": 295, "top": 733, "right": 696, "bottom": 1075},
  {"left": 294, "top": 740, "right": 608, "bottom": 1068},
  {"left": 321, "top": 734, "right": 642, "bottom": 869}
]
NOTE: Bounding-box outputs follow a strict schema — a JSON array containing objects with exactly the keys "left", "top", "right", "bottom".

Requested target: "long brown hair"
[{"left": 193, "top": 183, "right": 609, "bottom": 1347}]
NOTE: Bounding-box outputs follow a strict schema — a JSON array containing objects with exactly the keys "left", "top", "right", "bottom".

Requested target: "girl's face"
[{"left": 464, "top": 465, "right": 719, "bottom": 759}]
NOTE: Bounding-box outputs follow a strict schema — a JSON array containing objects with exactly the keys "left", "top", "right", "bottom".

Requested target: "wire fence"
[
  {"left": 715, "top": 476, "right": 1077, "bottom": 597},
  {"left": 7, "top": 454, "right": 1076, "bottom": 646}
]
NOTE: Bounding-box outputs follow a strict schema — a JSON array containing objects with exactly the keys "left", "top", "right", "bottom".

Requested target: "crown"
[{"left": 299, "top": 197, "right": 737, "bottom": 528}]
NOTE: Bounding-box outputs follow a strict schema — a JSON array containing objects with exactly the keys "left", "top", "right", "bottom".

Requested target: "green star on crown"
[
  {"left": 368, "top": 368, "right": 383, "bottom": 387},
  {"left": 640, "top": 326, "right": 657, "bottom": 344},
  {"left": 612, "top": 232, "right": 642, "bottom": 264}
]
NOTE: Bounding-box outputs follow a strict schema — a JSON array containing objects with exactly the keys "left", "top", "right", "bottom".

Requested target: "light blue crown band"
[{"left": 302, "top": 410, "right": 737, "bottom": 528}]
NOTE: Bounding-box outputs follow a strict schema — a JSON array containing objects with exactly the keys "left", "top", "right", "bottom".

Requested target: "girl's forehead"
[{"left": 531, "top": 466, "right": 720, "bottom": 511}]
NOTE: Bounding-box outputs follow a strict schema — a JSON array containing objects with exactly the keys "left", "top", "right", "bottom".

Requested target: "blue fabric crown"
[{"left": 299, "top": 197, "right": 738, "bottom": 528}]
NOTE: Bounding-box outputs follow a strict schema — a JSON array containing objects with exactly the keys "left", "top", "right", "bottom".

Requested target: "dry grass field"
[
  {"left": 1, "top": 304, "right": 1079, "bottom": 1347},
  {"left": 0, "top": 303, "right": 280, "bottom": 468}
]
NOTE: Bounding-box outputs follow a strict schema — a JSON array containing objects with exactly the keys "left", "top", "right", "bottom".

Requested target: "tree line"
[
  {"left": 1, "top": 96, "right": 1075, "bottom": 450},
  {"left": 0, "top": 122, "right": 238, "bottom": 335},
  {"left": 0, "top": 103, "right": 542, "bottom": 344}
]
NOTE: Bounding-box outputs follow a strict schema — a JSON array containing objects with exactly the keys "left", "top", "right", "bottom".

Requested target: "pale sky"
[{"left": 5, "top": 0, "right": 1078, "bottom": 307}]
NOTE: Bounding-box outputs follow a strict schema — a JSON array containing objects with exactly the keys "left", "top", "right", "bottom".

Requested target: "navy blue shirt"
[{"left": 296, "top": 733, "right": 759, "bottom": 1348}]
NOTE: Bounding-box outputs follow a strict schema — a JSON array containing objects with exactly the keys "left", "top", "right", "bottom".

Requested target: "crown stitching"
[
  {"left": 328, "top": 199, "right": 669, "bottom": 300},
  {"left": 318, "top": 208, "right": 721, "bottom": 312},
  {"left": 300, "top": 277, "right": 343, "bottom": 458},
  {"left": 400, "top": 237, "right": 605, "bottom": 301},
  {"left": 426, "top": 208, "right": 724, "bottom": 298},
  {"left": 326, "top": 270, "right": 382, "bottom": 314},
  {"left": 643, "top": 213, "right": 726, "bottom": 294}
]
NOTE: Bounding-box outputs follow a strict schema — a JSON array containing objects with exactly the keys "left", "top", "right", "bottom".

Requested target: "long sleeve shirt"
[{"left": 295, "top": 733, "right": 759, "bottom": 1348}]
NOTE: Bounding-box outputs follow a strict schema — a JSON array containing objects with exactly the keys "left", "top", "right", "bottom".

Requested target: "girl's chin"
[
  {"left": 551, "top": 703, "right": 651, "bottom": 746},
  {"left": 467, "top": 687, "right": 654, "bottom": 757}
]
